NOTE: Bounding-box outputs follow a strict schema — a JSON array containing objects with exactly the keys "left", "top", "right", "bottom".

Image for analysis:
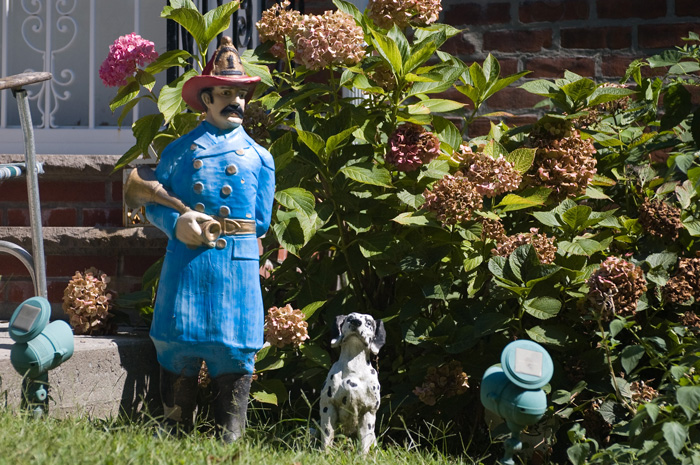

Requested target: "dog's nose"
[{"left": 348, "top": 318, "right": 361, "bottom": 327}]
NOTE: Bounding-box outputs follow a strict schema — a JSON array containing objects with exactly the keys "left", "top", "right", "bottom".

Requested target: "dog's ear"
[
  {"left": 370, "top": 319, "right": 386, "bottom": 355},
  {"left": 330, "top": 314, "right": 346, "bottom": 348}
]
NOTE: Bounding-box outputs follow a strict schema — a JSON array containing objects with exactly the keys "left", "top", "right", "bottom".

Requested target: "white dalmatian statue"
[{"left": 319, "top": 313, "right": 386, "bottom": 453}]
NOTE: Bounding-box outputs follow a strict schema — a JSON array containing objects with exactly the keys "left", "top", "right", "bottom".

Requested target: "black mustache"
[{"left": 221, "top": 105, "right": 244, "bottom": 118}]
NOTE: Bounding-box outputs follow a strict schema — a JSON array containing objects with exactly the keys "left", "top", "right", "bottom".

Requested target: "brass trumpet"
[{"left": 124, "top": 166, "right": 221, "bottom": 243}]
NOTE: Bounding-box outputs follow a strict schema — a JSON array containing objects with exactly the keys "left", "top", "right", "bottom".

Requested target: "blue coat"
[{"left": 145, "top": 122, "right": 275, "bottom": 373}]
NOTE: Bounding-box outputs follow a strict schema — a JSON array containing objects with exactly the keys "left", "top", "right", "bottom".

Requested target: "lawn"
[{"left": 0, "top": 409, "right": 486, "bottom": 465}]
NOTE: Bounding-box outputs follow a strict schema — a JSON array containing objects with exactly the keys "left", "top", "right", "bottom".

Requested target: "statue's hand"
[{"left": 175, "top": 210, "right": 216, "bottom": 248}]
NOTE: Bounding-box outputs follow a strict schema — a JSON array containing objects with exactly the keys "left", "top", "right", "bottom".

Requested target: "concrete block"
[{"left": 0, "top": 322, "right": 160, "bottom": 418}]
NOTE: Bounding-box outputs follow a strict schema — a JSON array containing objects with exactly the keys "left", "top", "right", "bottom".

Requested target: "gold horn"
[{"left": 124, "top": 167, "right": 221, "bottom": 242}]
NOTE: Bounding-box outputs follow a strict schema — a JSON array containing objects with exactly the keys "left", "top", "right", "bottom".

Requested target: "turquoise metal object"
[
  {"left": 480, "top": 340, "right": 553, "bottom": 465},
  {"left": 9, "top": 297, "right": 74, "bottom": 417}
]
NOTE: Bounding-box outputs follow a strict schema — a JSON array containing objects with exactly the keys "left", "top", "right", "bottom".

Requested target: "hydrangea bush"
[{"left": 106, "top": 1, "right": 700, "bottom": 461}]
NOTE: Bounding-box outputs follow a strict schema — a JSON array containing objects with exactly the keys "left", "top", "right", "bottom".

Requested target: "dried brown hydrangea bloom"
[
  {"left": 491, "top": 227, "right": 557, "bottom": 264},
  {"left": 264, "top": 304, "right": 309, "bottom": 348},
  {"left": 413, "top": 360, "right": 469, "bottom": 406},
  {"left": 243, "top": 100, "right": 275, "bottom": 146},
  {"left": 680, "top": 311, "right": 700, "bottom": 332},
  {"left": 367, "top": 63, "right": 397, "bottom": 91},
  {"left": 292, "top": 10, "right": 366, "bottom": 70},
  {"left": 367, "top": 0, "right": 442, "bottom": 30},
  {"left": 597, "top": 82, "right": 631, "bottom": 114},
  {"left": 526, "top": 124, "right": 597, "bottom": 200},
  {"left": 587, "top": 257, "right": 647, "bottom": 321},
  {"left": 62, "top": 267, "right": 115, "bottom": 335},
  {"left": 386, "top": 123, "right": 440, "bottom": 172},
  {"left": 458, "top": 144, "right": 522, "bottom": 198},
  {"left": 630, "top": 380, "right": 659, "bottom": 404},
  {"left": 480, "top": 217, "right": 507, "bottom": 242},
  {"left": 663, "top": 258, "right": 700, "bottom": 306},
  {"left": 639, "top": 199, "right": 682, "bottom": 242},
  {"left": 256, "top": 0, "right": 302, "bottom": 59},
  {"left": 423, "top": 175, "right": 483, "bottom": 225}
]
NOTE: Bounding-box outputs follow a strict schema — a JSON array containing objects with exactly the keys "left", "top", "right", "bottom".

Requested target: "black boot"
[
  {"left": 159, "top": 367, "right": 199, "bottom": 436},
  {"left": 211, "top": 373, "right": 252, "bottom": 443}
]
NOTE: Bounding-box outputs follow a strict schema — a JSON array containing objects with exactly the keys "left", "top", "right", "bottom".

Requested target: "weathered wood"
[{"left": 0, "top": 72, "right": 52, "bottom": 91}]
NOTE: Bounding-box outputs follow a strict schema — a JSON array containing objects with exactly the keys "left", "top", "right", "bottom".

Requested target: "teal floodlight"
[
  {"left": 8, "top": 296, "right": 74, "bottom": 417},
  {"left": 480, "top": 340, "right": 553, "bottom": 465}
]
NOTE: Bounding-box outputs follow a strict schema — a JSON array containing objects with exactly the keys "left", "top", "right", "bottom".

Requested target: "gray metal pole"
[{"left": 15, "top": 89, "right": 47, "bottom": 299}]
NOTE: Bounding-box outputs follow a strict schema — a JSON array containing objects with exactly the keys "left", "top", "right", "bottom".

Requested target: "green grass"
[{"left": 0, "top": 409, "right": 486, "bottom": 465}]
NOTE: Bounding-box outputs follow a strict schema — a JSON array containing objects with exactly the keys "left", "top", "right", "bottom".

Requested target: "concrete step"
[{"left": 0, "top": 321, "right": 159, "bottom": 418}]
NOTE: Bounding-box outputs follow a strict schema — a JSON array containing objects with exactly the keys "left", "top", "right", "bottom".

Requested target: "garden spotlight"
[
  {"left": 480, "top": 340, "right": 553, "bottom": 465},
  {"left": 8, "top": 296, "right": 74, "bottom": 418}
]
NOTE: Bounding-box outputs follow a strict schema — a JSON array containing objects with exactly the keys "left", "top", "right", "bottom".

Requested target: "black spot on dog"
[
  {"left": 327, "top": 386, "right": 332, "bottom": 397},
  {"left": 343, "top": 396, "right": 348, "bottom": 404},
  {"left": 323, "top": 407, "right": 328, "bottom": 413},
  {"left": 375, "top": 401, "right": 379, "bottom": 408},
  {"left": 347, "top": 380, "right": 357, "bottom": 388},
  {"left": 325, "top": 427, "right": 330, "bottom": 434},
  {"left": 371, "top": 368, "right": 376, "bottom": 375}
]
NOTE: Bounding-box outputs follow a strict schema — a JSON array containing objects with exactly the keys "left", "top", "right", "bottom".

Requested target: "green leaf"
[
  {"left": 371, "top": 30, "right": 403, "bottom": 77},
  {"left": 567, "top": 443, "right": 590, "bottom": 465},
  {"left": 135, "top": 70, "right": 156, "bottom": 91},
  {"left": 662, "top": 421, "right": 687, "bottom": 458},
  {"left": 669, "top": 61, "right": 700, "bottom": 74},
  {"left": 144, "top": 49, "right": 192, "bottom": 74},
  {"left": 203, "top": 1, "right": 240, "bottom": 45},
  {"left": 496, "top": 188, "right": 551, "bottom": 211},
  {"left": 482, "top": 139, "right": 509, "bottom": 159},
  {"left": 661, "top": 83, "right": 692, "bottom": 131},
  {"left": 275, "top": 187, "right": 316, "bottom": 216},
  {"left": 113, "top": 145, "right": 141, "bottom": 172},
  {"left": 340, "top": 163, "right": 393, "bottom": 188},
  {"left": 488, "top": 256, "right": 507, "bottom": 280},
  {"left": 109, "top": 81, "right": 140, "bottom": 112},
  {"left": 523, "top": 296, "right": 562, "bottom": 320},
  {"left": 392, "top": 212, "right": 431, "bottom": 226},
  {"left": 161, "top": 7, "right": 207, "bottom": 53},
  {"left": 683, "top": 218, "right": 700, "bottom": 237},
  {"left": 158, "top": 69, "right": 197, "bottom": 123},
  {"left": 243, "top": 61, "right": 274, "bottom": 88},
  {"left": 408, "top": 98, "right": 466, "bottom": 114},
  {"left": 326, "top": 126, "right": 359, "bottom": 155},
  {"left": 677, "top": 386, "right": 700, "bottom": 421},
  {"left": 526, "top": 324, "right": 579, "bottom": 348},
  {"left": 251, "top": 379, "right": 288, "bottom": 405},
  {"left": 506, "top": 147, "right": 536, "bottom": 173},
  {"left": 301, "top": 301, "right": 325, "bottom": 320},
  {"left": 272, "top": 215, "right": 306, "bottom": 256},
  {"left": 132, "top": 113, "right": 164, "bottom": 156},
  {"left": 404, "top": 37, "right": 438, "bottom": 74},
  {"left": 397, "top": 190, "right": 425, "bottom": 209},
  {"left": 387, "top": 25, "right": 410, "bottom": 66},
  {"left": 645, "top": 402, "right": 660, "bottom": 423},
  {"left": 298, "top": 131, "right": 326, "bottom": 158},
  {"left": 507, "top": 245, "right": 539, "bottom": 283},
  {"left": 300, "top": 344, "right": 331, "bottom": 369},
  {"left": 561, "top": 78, "right": 596, "bottom": 106},
  {"left": 620, "top": 345, "right": 645, "bottom": 375},
  {"left": 433, "top": 116, "right": 462, "bottom": 152},
  {"left": 520, "top": 79, "right": 560, "bottom": 97},
  {"left": 532, "top": 211, "right": 561, "bottom": 228},
  {"left": 562, "top": 205, "right": 593, "bottom": 232},
  {"left": 587, "top": 85, "right": 636, "bottom": 108},
  {"left": 675, "top": 180, "right": 695, "bottom": 209}
]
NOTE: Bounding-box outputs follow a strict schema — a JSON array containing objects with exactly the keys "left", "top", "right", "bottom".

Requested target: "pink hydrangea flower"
[
  {"left": 386, "top": 123, "right": 440, "bottom": 172},
  {"left": 99, "top": 33, "right": 159, "bottom": 87}
]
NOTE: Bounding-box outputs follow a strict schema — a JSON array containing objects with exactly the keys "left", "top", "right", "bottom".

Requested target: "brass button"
[
  {"left": 246, "top": 213, "right": 252, "bottom": 218},
  {"left": 215, "top": 238, "right": 227, "bottom": 249},
  {"left": 240, "top": 179, "right": 245, "bottom": 184},
  {"left": 193, "top": 182, "right": 204, "bottom": 194},
  {"left": 193, "top": 159, "right": 203, "bottom": 170},
  {"left": 194, "top": 203, "right": 205, "bottom": 212},
  {"left": 236, "top": 148, "right": 245, "bottom": 155},
  {"left": 226, "top": 164, "right": 237, "bottom": 175},
  {"left": 221, "top": 185, "right": 232, "bottom": 196},
  {"left": 219, "top": 205, "right": 231, "bottom": 217},
  {"left": 190, "top": 144, "right": 198, "bottom": 151}
]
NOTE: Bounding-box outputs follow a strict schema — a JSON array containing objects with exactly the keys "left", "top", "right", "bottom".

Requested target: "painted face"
[{"left": 202, "top": 86, "right": 247, "bottom": 130}]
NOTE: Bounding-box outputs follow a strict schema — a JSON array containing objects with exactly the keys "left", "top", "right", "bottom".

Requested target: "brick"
[
  {"left": 122, "top": 254, "right": 164, "bottom": 277},
  {"left": 519, "top": 0, "right": 589, "bottom": 23},
  {"left": 483, "top": 29, "right": 552, "bottom": 52},
  {"left": 526, "top": 57, "right": 596, "bottom": 78},
  {"left": 442, "top": 34, "right": 476, "bottom": 56},
  {"left": 83, "top": 208, "right": 123, "bottom": 227},
  {"left": 0, "top": 180, "right": 29, "bottom": 202},
  {"left": 0, "top": 256, "right": 34, "bottom": 276},
  {"left": 37, "top": 181, "right": 107, "bottom": 203},
  {"left": 484, "top": 86, "right": 546, "bottom": 110},
  {"left": 7, "top": 209, "right": 28, "bottom": 226},
  {"left": 467, "top": 119, "right": 492, "bottom": 137},
  {"left": 597, "top": 0, "right": 666, "bottom": 19},
  {"left": 601, "top": 55, "right": 666, "bottom": 78},
  {"left": 639, "top": 23, "right": 700, "bottom": 49},
  {"left": 46, "top": 255, "right": 118, "bottom": 277},
  {"left": 7, "top": 280, "right": 34, "bottom": 303},
  {"left": 676, "top": 0, "right": 700, "bottom": 17},
  {"left": 43, "top": 208, "right": 77, "bottom": 227},
  {"left": 112, "top": 181, "right": 123, "bottom": 202},
  {"left": 561, "top": 27, "right": 632, "bottom": 49},
  {"left": 504, "top": 115, "right": 539, "bottom": 129},
  {"left": 444, "top": 2, "right": 511, "bottom": 26}
]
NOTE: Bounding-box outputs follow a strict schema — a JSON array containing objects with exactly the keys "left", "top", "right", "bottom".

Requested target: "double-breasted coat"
[{"left": 145, "top": 121, "right": 275, "bottom": 376}]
